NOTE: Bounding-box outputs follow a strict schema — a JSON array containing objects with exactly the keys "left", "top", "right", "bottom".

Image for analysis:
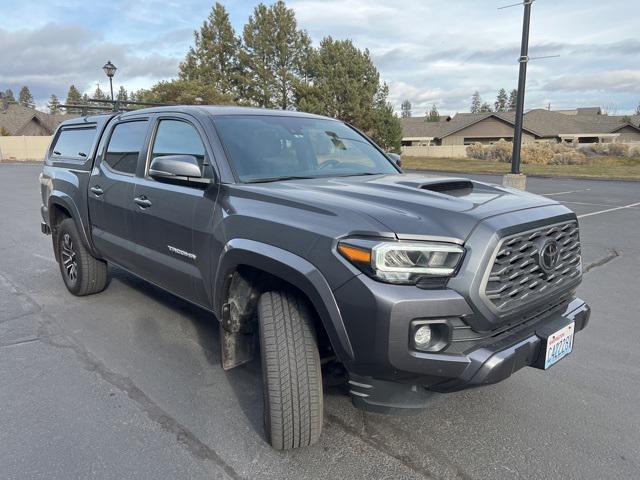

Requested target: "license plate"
[{"left": 544, "top": 322, "right": 574, "bottom": 369}]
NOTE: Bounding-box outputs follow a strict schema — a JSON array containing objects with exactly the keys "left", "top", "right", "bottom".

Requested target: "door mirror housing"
[
  {"left": 148, "top": 155, "right": 211, "bottom": 186},
  {"left": 387, "top": 152, "right": 402, "bottom": 168}
]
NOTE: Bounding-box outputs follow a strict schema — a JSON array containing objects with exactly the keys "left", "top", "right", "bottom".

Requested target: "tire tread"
[{"left": 258, "top": 290, "right": 323, "bottom": 449}]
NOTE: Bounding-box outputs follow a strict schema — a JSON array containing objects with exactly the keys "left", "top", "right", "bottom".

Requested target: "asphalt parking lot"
[{"left": 1, "top": 163, "right": 639, "bottom": 480}]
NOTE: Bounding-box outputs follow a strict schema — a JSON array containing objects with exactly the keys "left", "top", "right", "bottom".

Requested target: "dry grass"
[{"left": 402, "top": 156, "right": 640, "bottom": 180}]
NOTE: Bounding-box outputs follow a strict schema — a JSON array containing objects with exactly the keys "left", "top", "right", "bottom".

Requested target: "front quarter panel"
[{"left": 214, "top": 238, "right": 355, "bottom": 361}]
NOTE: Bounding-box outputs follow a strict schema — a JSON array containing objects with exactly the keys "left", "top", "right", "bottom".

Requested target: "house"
[
  {"left": 401, "top": 108, "right": 640, "bottom": 148},
  {"left": 554, "top": 107, "right": 603, "bottom": 116},
  {"left": 0, "top": 101, "right": 71, "bottom": 136}
]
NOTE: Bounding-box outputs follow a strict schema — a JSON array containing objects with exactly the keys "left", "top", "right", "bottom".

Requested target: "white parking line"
[
  {"left": 543, "top": 188, "right": 591, "bottom": 196},
  {"left": 33, "top": 253, "right": 56, "bottom": 263},
  {"left": 561, "top": 200, "right": 631, "bottom": 208},
  {"left": 577, "top": 202, "right": 640, "bottom": 219}
]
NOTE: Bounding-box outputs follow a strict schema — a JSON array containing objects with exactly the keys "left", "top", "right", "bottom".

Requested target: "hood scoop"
[{"left": 398, "top": 178, "right": 474, "bottom": 197}]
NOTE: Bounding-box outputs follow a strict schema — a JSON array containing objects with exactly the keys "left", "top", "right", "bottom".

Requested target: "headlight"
[{"left": 338, "top": 240, "right": 464, "bottom": 285}]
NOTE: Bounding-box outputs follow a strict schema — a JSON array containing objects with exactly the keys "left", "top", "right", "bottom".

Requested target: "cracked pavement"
[{"left": 1, "top": 164, "right": 639, "bottom": 479}]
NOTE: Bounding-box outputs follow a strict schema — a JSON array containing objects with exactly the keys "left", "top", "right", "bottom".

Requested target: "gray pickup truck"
[{"left": 40, "top": 106, "right": 590, "bottom": 450}]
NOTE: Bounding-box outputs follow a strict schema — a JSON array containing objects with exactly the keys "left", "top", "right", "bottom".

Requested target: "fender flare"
[
  {"left": 47, "top": 192, "right": 96, "bottom": 255},
  {"left": 214, "top": 238, "right": 355, "bottom": 361}
]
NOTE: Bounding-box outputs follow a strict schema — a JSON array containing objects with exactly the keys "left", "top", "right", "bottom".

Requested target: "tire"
[
  {"left": 56, "top": 218, "right": 108, "bottom": 296},
  {"left": 258, "top": 290, "right": 323, "bottom": 450}
]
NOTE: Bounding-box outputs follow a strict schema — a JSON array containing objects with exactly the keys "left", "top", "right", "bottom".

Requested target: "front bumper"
[{"left": 333, "top": 274, "right": 589, "bottom": 412}]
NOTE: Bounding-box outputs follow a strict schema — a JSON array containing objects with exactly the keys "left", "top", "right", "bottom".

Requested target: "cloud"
[
  {"left": 544, "top": 71, "right": 640, "bottom": 94},
  {"left": 2, "top": 0, "right": 639, "bottom": 114},
  {"left": 0, "top": 23, "right": 180, "bottom": 100},
  {"left": 288, "top": 0, "right": 640, "bottom": 114}
]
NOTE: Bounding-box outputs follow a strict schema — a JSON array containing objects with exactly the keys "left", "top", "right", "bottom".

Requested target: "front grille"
[{"left": 482, "top": 221, "right": 581, "bottom": 312}]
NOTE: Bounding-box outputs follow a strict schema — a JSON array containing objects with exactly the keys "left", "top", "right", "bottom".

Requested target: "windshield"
[{"left": 212, "top": 115, "right": 398, "bottom": 182}]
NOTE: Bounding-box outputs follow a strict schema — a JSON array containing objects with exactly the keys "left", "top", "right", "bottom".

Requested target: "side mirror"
[
  {"left": 149, "top": 155, "right": 210, "bottom": 186},
  {"left": 387, "top": 152, "right": 402, "bottom": 168}
]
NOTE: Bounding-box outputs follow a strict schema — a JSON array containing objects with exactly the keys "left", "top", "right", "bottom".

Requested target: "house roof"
[
  {"left": 554, "top": 107, "right": 602, "bottom": 116},
  {"left": 401, "top": 108, "right": 640, "bottom": 140},
  {"left": 0, "top": 103, "right": 75, "bottom": 135},
  {"left": 401, "top": 111, "right": 538, "bottom": 139}
]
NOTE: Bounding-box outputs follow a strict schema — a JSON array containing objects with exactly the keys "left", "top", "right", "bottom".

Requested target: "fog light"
[{"left": 414, "top": 325, "right": 433, "bottom": 348}]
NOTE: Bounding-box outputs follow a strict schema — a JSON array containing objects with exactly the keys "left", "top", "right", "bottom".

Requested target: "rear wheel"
[
  {"left": 56, "top": 218, "right": 108, "bottom": 296},
  {"left": 258, "top": 289, "right": 323, "bottom": 450}
]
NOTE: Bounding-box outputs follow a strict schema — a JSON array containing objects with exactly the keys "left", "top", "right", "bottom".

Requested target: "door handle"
[
  {"left": 134, "top": 195, "right": 153, "bottom": 209},
  {"left": 90, "top": 185, "right": 104, "bottom": 196}
]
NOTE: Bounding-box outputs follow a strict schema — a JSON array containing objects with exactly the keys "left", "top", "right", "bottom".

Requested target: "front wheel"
[
  {"left": 56, "top": 218, "right": 108, "bottom": 296},
  {"left": 258, "top": 290, "right": 323, "bottom": 450}
]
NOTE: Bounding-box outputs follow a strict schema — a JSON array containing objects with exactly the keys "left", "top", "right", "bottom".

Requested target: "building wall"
[
  {"left": 615, "top": 126, "right": 640, "bottom": 143},
  {"left": 440, "top": 117, "right": 535, "bottom": 145},
  {"left": 0, "top": 136, "right": 52, "bottom": 161},
  {"left": 401, "top": 145, "right": 469, "bottom": 158}
]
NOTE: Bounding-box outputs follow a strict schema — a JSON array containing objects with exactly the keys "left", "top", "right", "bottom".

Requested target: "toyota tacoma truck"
[{"left": 40, "top": 106, "right": 590, "bottom": 450}]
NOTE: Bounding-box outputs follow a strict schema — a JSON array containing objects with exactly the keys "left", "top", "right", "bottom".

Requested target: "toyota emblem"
[{"left": 539, "top": 240, "right": 560, "bottom": 273}]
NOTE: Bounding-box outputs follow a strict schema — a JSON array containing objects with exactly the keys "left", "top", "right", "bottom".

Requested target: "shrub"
[
  {"left": 578, "top": 145, "right": 598, "bottom": 157},
  {"left": 629, "top": 146, "right": 640, "bottom": 158},
  {"left": 466, "top": 142, "right": 488, "bottom": 160},
  {"left": 549, "top": 151, "right": 588, "bottom": 165},
  {"left": 489, "top": 139, "right": 512, "bottom": 163},
  {"left": 550, "top": 142, "right": 573, "bottom": 154},
  {"left": 607, "top": 143, "right": 630, "bottom": 157},
  {"left": 588, "top": 143, "right": 608, "bottom": 155},
  {"left": 521, "top": 142, "right": 555, "bottom": 165}
]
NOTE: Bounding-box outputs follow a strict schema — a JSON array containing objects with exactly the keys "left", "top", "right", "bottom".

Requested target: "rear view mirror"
[{"left": 149, "top": 155, "right": 210, "bottom": 186}]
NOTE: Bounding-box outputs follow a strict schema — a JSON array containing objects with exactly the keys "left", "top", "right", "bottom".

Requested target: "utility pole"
[{"left": 503, "top": 0, "right": 533, "bottom": 190}]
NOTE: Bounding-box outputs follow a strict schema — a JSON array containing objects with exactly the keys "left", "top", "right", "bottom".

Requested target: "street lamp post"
[
  {"left": 102, "top": 61, "right": 117, "bottom": 101},
  {"left": 502, "top": 0, "right": 533, "bottom": 191}
]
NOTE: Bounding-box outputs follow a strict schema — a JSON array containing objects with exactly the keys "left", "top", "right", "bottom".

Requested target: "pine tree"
[
  {"left": 116, "top": 86, "right": 128, "bottom": 102},
  {"left": 179, "top": 2, "right": 241, "bottom": 97},
  {"left": 93, "top": 85, "right": 107, "bottom": 102},
  {"left": 294, "top": 37, "right": 379, "bottom": 129},
  {"left": 3, "top": 89, "right": 15, "bottom": 102},
  {"left": 294, "top": 37, "right": 399, "bottom": 147},
  {"left": 470, "top": 91, "right": 482, "bottom": 113},
  {"left": 635, "top": 101, "right": 640, "bottom": 116},
  {"left": 132, "top": 79, "right": 235, "bottom": 106},
  {"left": 65, "top": 85, "right": 83, "bottom": 113},
  {"left": 479, "top": 102, "right": 492, "bottom": 113},
  {"left": 47, "top": 94, "right": 61, "bottom": 114},
  {"left": 426, "top": 104, "right": 440, "bottom": 122},
  {"left": 241, "top": 1, "right": 311, "bottom": 109},
  {"left": 371, "top": 83, "right": 402, "bottom": 151},
  {"left": 494, "top": 88, "right": 508, "bottom": 112},
  {"left": 508, "top": 89, "right": 518, "bottom": 111},
  {"left": 81, "top": 94, "right": 91, "bottom": 110},
  {"left": 400, "top": 100, "right": 412, "bottom": 118},
  {"left": 18, "top": 86, "right": 35, "bottom": 108}
]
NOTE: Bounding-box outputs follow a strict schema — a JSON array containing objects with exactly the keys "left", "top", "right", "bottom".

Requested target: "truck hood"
[{"left": 239, "top": 173, "right": 560, "bottom": 241}]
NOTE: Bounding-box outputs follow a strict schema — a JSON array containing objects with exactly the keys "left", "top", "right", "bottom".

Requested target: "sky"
[{"left": 1, "top": 0, "right": 639, "bottom": 115}]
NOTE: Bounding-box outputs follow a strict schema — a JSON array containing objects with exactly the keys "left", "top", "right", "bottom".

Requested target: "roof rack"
[{"left": 57, "top": 98, "right": 173, "bottom": 116}]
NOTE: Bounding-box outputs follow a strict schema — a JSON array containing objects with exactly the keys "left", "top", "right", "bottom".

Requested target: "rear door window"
[
  {"left": 51, "top": 127, "right": 96, "bottom": 160},
  {"left": 104, "top": 120, "right": 148, "bottom": 175}
]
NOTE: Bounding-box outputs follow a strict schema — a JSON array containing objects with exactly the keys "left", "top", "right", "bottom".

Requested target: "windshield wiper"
[{"left": 245, "top": 175, "right": 316, "bottom": 184}]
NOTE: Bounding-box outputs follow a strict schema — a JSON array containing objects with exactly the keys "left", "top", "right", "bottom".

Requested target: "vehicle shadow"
[{"left": 109, "top": 266, "right": 266, "bottom": 437}]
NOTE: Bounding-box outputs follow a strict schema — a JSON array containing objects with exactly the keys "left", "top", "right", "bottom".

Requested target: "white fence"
[
  {"left": 401, "top": 145, "right": 468, "bottom": 158},
  {"left": 0, "top": 136, "right": 52, "bottom": 161}
]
